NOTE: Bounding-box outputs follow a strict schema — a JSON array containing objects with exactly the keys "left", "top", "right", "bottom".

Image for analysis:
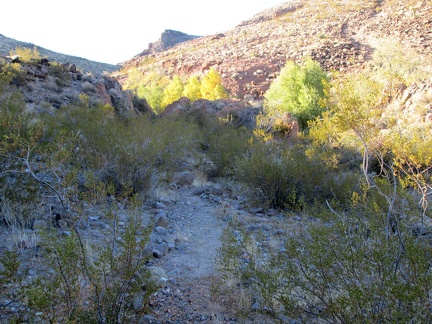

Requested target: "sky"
[{"left": 0, "top": 0, "right": 287, "bottom": 65}]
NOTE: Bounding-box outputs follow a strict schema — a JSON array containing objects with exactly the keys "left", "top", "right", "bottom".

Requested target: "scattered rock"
[{"left": 154, "top": 226, "right": 168, "bottom": 236}]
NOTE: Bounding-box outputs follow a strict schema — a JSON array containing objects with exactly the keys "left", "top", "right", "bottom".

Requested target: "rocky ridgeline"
[
  {"left": 121, "top": 0, "right": 431, "bottom": 100},
  {"left": 138, "top": 29, "right": 201, "bottom": 56},
  {"left": 0, "top": 33, "right": 118, "bottom": 75},
  {"left": 1, "top": 55, "right": 152, "bottom": 115}
]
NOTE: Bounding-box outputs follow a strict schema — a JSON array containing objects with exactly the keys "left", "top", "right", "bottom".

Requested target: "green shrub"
[
  {"left": 195, "top": 113, "right": 252, "bottom": 177},
  {"left": 49, "top": 104, "right": 201, "bottom": 196},
  {"left": 234, "top": 142, "right": 358, "bottom": 210},
  {"left": 3, "top": 204, "right": 157, "bottom": 323},
  {"left": 264, "top": 57, "right": 329, "bottom": 130},
  {"left": 137, "top": 84, "right": 164, "bottom": 113}
]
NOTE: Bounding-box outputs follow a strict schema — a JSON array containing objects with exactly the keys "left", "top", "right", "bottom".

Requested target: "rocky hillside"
[
  {"left": 0, "top": 33, "right": 118, "bottom": 75},
  {"left": 119, "top": 0, "right": 432, "bottom": 99},
  {"left": 0, "top": 55, "right": 152, "bottom": 115}
]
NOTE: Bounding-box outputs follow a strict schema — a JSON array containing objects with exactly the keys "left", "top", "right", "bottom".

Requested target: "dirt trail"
[
  {"left": 146, "top": 186, "right": 236, "bottom": 323},
  {"left": 162, "top": 193, "right": 223, "bottom": 279}
]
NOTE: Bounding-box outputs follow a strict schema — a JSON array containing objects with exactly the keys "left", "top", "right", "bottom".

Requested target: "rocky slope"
[
  {"left": 0, "top": 33, "right": 118, "bottom": 75},
  {"left": 0, "top": 55, "right": 152, "bottom": 115},
  {"left": 119, "top": 0, "right": 432, "bottom": 100}
]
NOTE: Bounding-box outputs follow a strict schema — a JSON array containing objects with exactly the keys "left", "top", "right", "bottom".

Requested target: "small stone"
[
  {"left": 152, "top": 249, "right": 164, "bottom": 259},
  {"left": 176, "top": 242, "right": 187, "bottom": 251},
  {"left": 250, "top": 207, "right": 263, "bottom": 214},
  {"left": 167, "top": 241, "right": 176, "bottom": 251},
  {"left": 155, "top": 215, "right": 170, "bottom": 229},
  {"left": 134, "top": 292, "right": 145, "bottom": 311},
  {"left": 154, "top": 226, "right": 168, "bottom": 236},
  {"left": 157, "top": 242, "right": 169, "bottom": 255},
  {"left": 139, "top": 315, "right": 156, "bottom": 324},
  {"left": 155, "top": 202, "right": 167, "bottom": 209},
  {"left": 68, "top": 64, "right": 77, "bottom": 72},
  {"left": 155, "top": 237, "right": 164, "bottom": 244}
]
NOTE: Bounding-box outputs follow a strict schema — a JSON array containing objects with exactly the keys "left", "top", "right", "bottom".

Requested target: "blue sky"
[{"left": 1, "top": 0, "right": 287, "bottom": 64}]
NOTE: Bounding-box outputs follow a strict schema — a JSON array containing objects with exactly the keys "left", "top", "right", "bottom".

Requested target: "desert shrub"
[
  {"left": 1, "top": 203, "right": 157, "bottom": 323},
  {"left": 0, "top": 77, "right": 47, "bottom": 215},
  {"left": 234, "top": 141, "right": 361, "bottom": 210},
  {"left": 193, "top": 113, "right": 252, "bottom": 177},
  {"left": 371, "top": 40, "right": 430, "bottom": 87},
  {"left": 9, "top": 46, "right": 43, "bottom": 63},
  {"left": 81, "top": 80, "right": 96, "bottom": 93},
  {"left": 0, "top": 61, "right": 28, "bottom": 88},
  {"left": 309, "top": 47, "right": 432, "bottom": 216},
  {"left": 219, "top": 193, "right": 432, "bottom": 322},
  {"left": 49, "top": 104, "right": 201, "bottom": 196},
  {"left": 216, "top": 42, "right": 432, "bottom": 322},
  {"left": 264, "top": 57, "right": 329, "bottom": 130}
]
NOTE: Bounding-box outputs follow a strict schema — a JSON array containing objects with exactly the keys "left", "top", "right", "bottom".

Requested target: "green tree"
[
  {"left": 137, "top": 85, "right": 164, "bottom": 113},
  {"left": 182, "top": 75, "right": 202, "bottom": 102},
  {"left": 200, "top": 67, "right": 228, "bottom": 100},
  {"left": 264, "top": 57, "right": 329, "bottom": 130},
  {"left": 161, "top": 75, "right": 184, "bottom": 108}
]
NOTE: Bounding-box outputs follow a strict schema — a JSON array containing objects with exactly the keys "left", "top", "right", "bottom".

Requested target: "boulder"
[
  {"left": 161, "top": 98, "right": 261, "bottom": 129},
  {"left": 95, "top": 82, "right": 112, "bottom": 106}
]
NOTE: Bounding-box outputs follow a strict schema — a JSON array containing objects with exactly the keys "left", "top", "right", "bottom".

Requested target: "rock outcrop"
[
  {"left": 161, "top": 97, "right": 261, "bottom": 129},
  {"left": 2, "top": 56, "right": 152, "bottom": 115},
  {"left": 138, "top": 29, "right": 201, "bottom": 56}
]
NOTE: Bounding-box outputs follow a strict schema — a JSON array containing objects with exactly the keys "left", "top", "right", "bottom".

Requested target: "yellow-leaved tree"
[
  {"left": 161, "top": 76, "right": 184, "bottom": 108},
  {"left": 200, "top": 68, "right": 228, "bottom": 100},
  {"left": 182, "top": 76, "right": 202, "bottom": 102}
]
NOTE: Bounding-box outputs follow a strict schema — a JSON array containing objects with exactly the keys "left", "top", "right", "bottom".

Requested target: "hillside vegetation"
[{"left": 1, "top": 0, "right": 432, "bottom": 322}]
